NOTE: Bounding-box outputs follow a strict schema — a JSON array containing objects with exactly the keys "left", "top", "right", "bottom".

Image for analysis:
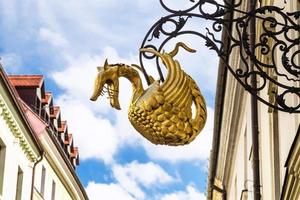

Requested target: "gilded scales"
[{"left": 90, "top": 42, "right": 207, "bottom": 146}]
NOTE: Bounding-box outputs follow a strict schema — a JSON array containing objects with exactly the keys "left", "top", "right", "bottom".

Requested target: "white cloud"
[
  {"left": 112, "top": 161, "right": 175, "bottom": 199},
  {"left": 0, "top": 0, "right": 18, "bottom": 29},
  {"left": 113, "top": 161, "right": 174, "bottom": 188},
  {"left": 160, "top": 185, "right": 206, "bottom": 200},
  {"left": 112, "top": 164, "right": 145, "bottom": 199},
  {"left": 86, "top": 161, "right": 175, "bottom": 200},
  {"left": 85, "top": 182, "right": 136, "bottom": 200},
  {"left": 39, "top": 27, "right": 69, "bottom": 48},
  {"left": 86, "top": 178, "right": 206, "bottom": 200},
  {"left": 55, "top": 96, "right": 118, "bottom": 163},
  {"left": 0, "top": 53, "right": 23, "bottom": 73}
]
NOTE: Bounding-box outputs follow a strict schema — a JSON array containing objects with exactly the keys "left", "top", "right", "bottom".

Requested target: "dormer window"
[{"left": 8, "top": 75, "right": 80, "bottom": 168}]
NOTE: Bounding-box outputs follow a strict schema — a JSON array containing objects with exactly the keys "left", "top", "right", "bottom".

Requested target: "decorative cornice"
[{"left": 0, "top": 96, "right": 37, "bottom": 162}]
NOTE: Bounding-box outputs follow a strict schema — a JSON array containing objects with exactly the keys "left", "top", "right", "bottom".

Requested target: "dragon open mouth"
[
  {"left": 106, "top": 81, "right": 121, "bottom": 110},
  {"left": 91, "top": 80, "right": 121, "bottom": 110}
]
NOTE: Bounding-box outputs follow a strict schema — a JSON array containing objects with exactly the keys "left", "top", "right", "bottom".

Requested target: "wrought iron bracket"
[{"left": 139, "top": 0, "right": 300, "bottom": 113}]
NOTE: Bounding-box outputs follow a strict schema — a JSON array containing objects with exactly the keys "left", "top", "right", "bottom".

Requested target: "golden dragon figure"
[{"left": 90, "top": 42, "right": 207, "bottom": 146}]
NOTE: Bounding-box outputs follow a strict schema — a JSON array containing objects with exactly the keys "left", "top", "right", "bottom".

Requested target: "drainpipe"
[
  {"left": 249, "top": 0, "right": 261, "bottom": 200},
  {"left": 30, "top": 152, "right": 45, "bottom": 200}
]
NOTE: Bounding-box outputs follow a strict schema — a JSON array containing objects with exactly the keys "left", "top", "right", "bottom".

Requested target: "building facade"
[
  {"left": 0, "top": 66, "right": 88, "bottom": 200},
  {"left": 207, "top": 0, "right": 300, "bottom": 200},
  {"left": 0, "top": 67, "right": 41, "bottom": 200}
]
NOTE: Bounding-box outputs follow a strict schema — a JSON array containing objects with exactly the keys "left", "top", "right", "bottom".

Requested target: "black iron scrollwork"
[{"left": 139, "top": 0, "right": 300, "bottom": 113}]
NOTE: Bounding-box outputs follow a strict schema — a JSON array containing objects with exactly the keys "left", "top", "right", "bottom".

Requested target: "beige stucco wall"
[
  {"left": 0, "top": 121, "right": 34, "bottom": 200},
  {"left": 32, "top": 129, "right": 87, "bottom": 200},
  {"left": 0, "top": 89, "right": 39, "bottom": 200},
  {"left": 211, "top": 0, "right": 300, "bottom": 199},
  {"left": 33, "top": 158, "right": 74, "bottom": 200}
]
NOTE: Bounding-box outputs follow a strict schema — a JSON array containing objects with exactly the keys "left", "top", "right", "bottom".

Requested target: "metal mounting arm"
[{"left": 139, "top": 0, "right": 300, "bottom": 113}]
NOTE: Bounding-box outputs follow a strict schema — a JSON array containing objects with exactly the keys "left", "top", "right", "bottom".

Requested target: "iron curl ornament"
[{"left": 139, "top": 0, "right": 300, "bottom": 113}]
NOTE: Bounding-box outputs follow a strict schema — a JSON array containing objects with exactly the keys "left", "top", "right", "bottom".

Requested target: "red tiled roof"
[
  {"left": 8, "top": 75, "right": 43, "bottom": 87},
  {"left": 51, "top": 106, "right": 60, "bottom": 118},
  {"left": 19, "top": 98, "right": 47, "bottom": 138},
  {"left": 7, "top": 72, "right": 81, "bottom": 169},
  {"left": 64, "top": 134, "right": 73, "bottom": 145},
  {"left": 58, "top": 120, "right": 67, "bottom": 133},
  {"left": 42, "top": 92, "right": 52, "bottom": 104},
  {"left": 71, "top": 147, "right": 79, "bottom": 158},
  {"left": 71, "top": 147, "right": 79, "bottom": 166}
]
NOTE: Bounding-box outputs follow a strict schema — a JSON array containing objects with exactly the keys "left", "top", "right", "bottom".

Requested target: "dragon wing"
[{"left": 160, "top": 54, "right": 193, "bottom": 109}]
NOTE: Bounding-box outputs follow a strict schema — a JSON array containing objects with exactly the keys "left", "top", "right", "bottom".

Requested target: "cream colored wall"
[
  {"left": 0, "top": 120, "right": 34, "bottom": 200},
  {"left": 272, "top": 0, "right": 300, "bottom": 195},
  {"left": 0, "top": 91, "right": 39, "bottom": 200},
  {"left": 213, "top": 0, "right": 300, "bottom": 199},
  {"left": 33, "top": 130, "right": 86, "bottom": 200},
  {"left": 33, "top": 159, "right": 73, "bottom": 200},
  {"left": 226, "top": 120, "right": 248, "bottom": 200},
  {"left": 257, "top": 96, "right": 275, "bottom": 199}
]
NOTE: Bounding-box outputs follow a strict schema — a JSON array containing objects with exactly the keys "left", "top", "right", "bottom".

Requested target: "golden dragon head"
[{"left": 90, "top": 59, "right": 121, "bottom": 110}]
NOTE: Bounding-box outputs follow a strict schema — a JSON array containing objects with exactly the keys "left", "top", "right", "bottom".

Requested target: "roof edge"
[{"left": 0, "top": 65, "right": 44, "bottom": 155}]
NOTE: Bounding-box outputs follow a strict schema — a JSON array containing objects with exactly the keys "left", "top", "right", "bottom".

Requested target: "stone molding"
[{"left": 0, "top": 96, "right": 37, "bottom": 162}]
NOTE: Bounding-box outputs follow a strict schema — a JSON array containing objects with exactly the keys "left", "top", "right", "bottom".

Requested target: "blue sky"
[{"left": 0, "top": 1, "right": 219, "bottom": 199}]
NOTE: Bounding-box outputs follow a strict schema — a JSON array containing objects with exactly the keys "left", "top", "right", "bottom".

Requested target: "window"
[
  {"left": 40, "top": 166, "right": 46, "bottom": 196},
  {"left": 15, "top": 167, "right": 23, "bottom": 200},
  {"left": 51, "top": 180, "right": 56, "bottom": 200},
  {"left": 0, "top": 139, "right": 6, "bottom": 196}
]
